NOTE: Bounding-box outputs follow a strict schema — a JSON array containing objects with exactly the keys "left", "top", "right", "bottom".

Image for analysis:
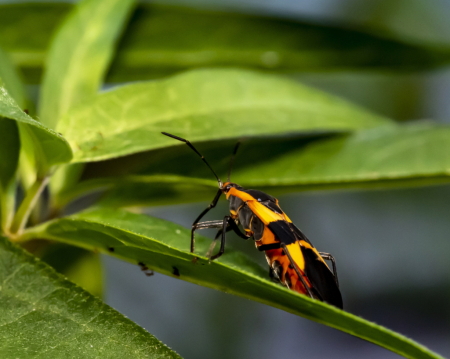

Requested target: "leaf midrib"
[{"left": 66, "top": 101, "right": 382, "bottom": 146}]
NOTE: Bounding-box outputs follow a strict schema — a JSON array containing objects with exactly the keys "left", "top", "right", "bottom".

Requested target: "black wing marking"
[
  {"left": 270, "top": 221, "right": 343, "bottom": 308},
  {"left": 242, "top": 189, "right": 276, "bottom": 202},
  {"left": 300, "top": 245, "right": 343, "bottom": 309},
  {"left": 267, "top": 220, "right": 297, "bottom": 245},
  {"left": 261, "top": 200, "right": 283, "bottom": 214},
  {"left": 288, "top": 223, "right": 313, "bottom": 246},
  {"left": 240, "top": 189, "right": 284, "bottom": 214}
]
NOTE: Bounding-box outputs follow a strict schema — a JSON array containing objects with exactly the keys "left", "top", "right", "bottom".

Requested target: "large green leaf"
[
  {"left": 1, "top": 4, "right": 450, "bottom": 84},
  {"left": 38, "top": 0, "right": 135, "bottom": 204},
  {"left": 20, "top": 208, "right": 443, "bottom": 359},
  {"left": 234, "top": 122, "right": 450, "bottom": 190},
  {"left": 0, "top": 46, "right": 26, "bottom": 108},
  {"left": 55, "top": 123, "right": 450, "bottom": 208},
  {"left": 107, "top": 5, "right": 450, "bottom": 80},
  {"left": 0, "top": 236, "right": 181, "bottom": 358},
  {"left": 39, "top": 0, "right": 136, "bottom": 129},
  {"left": 57, "top": 68, "right": 392, "bottom": 163},
  {"left": 55, "top": 175, "right": 216, "bottom": 208},
  {"left": 0, "top": 86, "right": 72, "bottom": 176}
]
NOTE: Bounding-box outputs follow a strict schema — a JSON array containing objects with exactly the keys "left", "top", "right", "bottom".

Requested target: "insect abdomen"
[
  {"left": 254, "top": 223, "right": 313, "bottom": 297},
  {"left": 265, "top": 246, "right": 312, "bottom": 296},
  {"left": 235, "top": 201, "right": 309, "bottom": 295}
]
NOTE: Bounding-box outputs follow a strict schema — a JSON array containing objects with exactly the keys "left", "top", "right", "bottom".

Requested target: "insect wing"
[
  {"left": 298, "top": 241, "right": 343, "bottom": 309},
  {"left": 269, "top": 221, "right": 343, "bottom": 309},
  {"left": 288, "top": 224, "right": 343, "bottom": 308},
  {"left": 241, "top": 189, "right": 284, "bottom": 214}
]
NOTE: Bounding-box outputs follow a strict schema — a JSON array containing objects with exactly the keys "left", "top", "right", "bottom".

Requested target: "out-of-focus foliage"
[
  {"left": 0, "top": 117, "right": 19, "bottom": 231},
  {"left": 39, "top": 0, "right": 136, "bottom": 129},
  {"left": 0, "top": 46, "right": 26, "bottom": 107},
  {"left": 1, "top": 4, "right": 450, "bottom": 84}
]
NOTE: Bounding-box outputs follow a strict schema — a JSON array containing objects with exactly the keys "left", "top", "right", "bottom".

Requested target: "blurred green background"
[{"left": 2, "top": 0, "right": 450, "bottom": 357}]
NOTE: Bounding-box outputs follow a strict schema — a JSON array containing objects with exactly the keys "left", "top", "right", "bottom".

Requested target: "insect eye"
[{"left": 226, "top": 185, "right": 231, "bottom": 191}]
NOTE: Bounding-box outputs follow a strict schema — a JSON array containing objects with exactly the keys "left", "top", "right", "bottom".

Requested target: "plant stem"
[
  {"left": 10, "top": 176, "right": 49, "bottom": 236},
  {"left": 0, "top": 182, "right": 16, "bottom": 235}
]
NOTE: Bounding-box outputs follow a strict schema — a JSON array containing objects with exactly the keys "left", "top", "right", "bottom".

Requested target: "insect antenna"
[
  {"left": 227, "top": 140, "right": 242, "bottom": 182},
  {"left": 162, "top": 132, "right": 223, "bottom": 188}
]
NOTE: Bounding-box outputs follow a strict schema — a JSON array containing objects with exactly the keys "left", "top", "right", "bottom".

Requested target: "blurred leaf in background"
[{"left": 1, "top": 3, "right": 450, "bottom": 84}]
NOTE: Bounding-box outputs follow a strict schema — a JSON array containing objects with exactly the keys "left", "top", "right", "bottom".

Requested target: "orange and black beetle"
[{"left": 162, "top": 132, "right": 343, "bottom": 309}]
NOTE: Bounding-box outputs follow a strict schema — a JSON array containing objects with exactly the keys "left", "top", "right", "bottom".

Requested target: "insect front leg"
[
  {"left": 191, "top": 189, "right": 222, "bottom": 254},
  {"left": 209, "top": 216, "right": 249, "bottom": 261},
  {"left": 318, "top": 252, "right": 339, "bottom": 288}
]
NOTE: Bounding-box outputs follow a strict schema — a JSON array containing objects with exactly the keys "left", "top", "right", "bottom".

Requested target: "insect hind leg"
[{"left": 318, "top": 251, "right": 339, "bottom": 288}]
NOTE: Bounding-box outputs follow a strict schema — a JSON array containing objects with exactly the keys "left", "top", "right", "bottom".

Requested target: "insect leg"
[
  {"left": 194, "top": 220, "right": 224, "bottom": 230},
  {"left": 214, "top": 218, "right": 248, "bottom": 241},
  {"left": 194, "top": 218, "right": 248, "bottom": 259},
  {"left": 193, "top": 220, "right": 229, "bottom": 259},
  {"left": 210, "top": 216, "right": 248, "bottom": 260},
  {"left": 213, "top": 225, "right": 233, "bottom": 240},
  {"left": 214, "top": 227, "right": 230, "bottom": 238},
  {"left": 318, "top": 252, "right": 339, "bottom": 288},
  {"left": 280, "top": 243, "right": 315, "bottom": 299},
  {"left": 191, "top": 189, "right": 222, "bottom": 253}
]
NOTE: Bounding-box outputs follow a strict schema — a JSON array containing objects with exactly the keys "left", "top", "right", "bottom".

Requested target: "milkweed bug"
[{"left": 162, "top": 132, "right": 343, "bottom": 309}]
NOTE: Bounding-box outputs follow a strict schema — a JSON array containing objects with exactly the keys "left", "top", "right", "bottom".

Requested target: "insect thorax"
[{"left": 228, "top": 194, "right": 265, "bottom": 240}]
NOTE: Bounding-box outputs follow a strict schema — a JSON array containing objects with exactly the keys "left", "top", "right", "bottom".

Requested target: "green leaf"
[
  {"left": 21, "top": 208, "right": 444, "bottom": 359},
  {"left": 38, "top": 0, "right": 134, "bottom": 202},
  {"left": 57, "top": 68, "right": 392, "bottom": 163},
  {"left": 0, "top": 86, "right": 72, "bottom": 176},
  {"left": 49, "top": 162, "right": 86, "bottom": 200},
  {"left": 0, "top": 118, "right": 20, "bottom": 231},
  {"left": 234, "top": 122, "right": 450, "bottom": 190},
  {"left": 0, "top": 236, "right": 181, "bottom": 358},
  {"left": 39, "top": 0, "right": 136, "bottom": 129},
  {"left": 59, "top": 122, "right": 450, "bottom": 208},
  {"left": 0, "top": 46, "right": 26, "bottom": 108},
  {"left": 1, "top": 4, "right": 450, "bottom": 84},
  {"left": 55, "top": 175, "right": 216, "bottom": 209},
  {"left": 107, "top": 5, "right": 450, "bottom": 80}
]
